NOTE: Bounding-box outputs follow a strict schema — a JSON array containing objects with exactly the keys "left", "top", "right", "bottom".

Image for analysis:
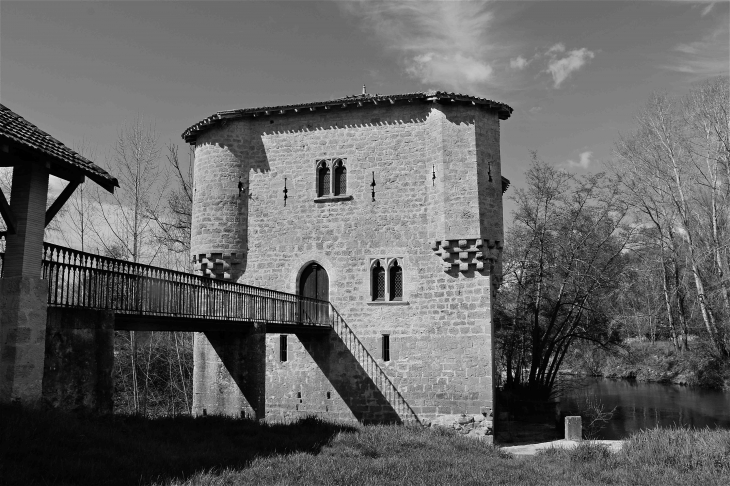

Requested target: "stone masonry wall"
[{"left": 191, "top": 101, "right": 504, "bottom": 430}]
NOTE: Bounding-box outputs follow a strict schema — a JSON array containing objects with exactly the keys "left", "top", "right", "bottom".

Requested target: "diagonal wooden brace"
[
  {"left": 0, "top": 186, "right": 17, "bottom": 235},
  {"left": 45, "top": 180, "right": 81, "bottom": 227}
]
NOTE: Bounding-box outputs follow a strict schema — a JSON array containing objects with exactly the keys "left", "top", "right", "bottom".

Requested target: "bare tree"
[
  {"left": 149, "top": 143, "right": 193, "bottom": 271},
  {"left": 683, "top": 77, "right": 730, "bottom": 323},
  {"left": 93, "top": 116, "right": 165, "bottom": 264},
  {"left": 56, "top": 139, "right": 100, "bottom": 252},
  {"left": 497, "top": 154, "right": 634, "bottom": 399},
  {"left": 613, "top": 147, "right": 690, "bottom": 350},
  {"left": 615, "top": 79, "right": 730, "bottom": 357},
  {"left": 95, "top": 116, "right": 166, "bottom": 414}
]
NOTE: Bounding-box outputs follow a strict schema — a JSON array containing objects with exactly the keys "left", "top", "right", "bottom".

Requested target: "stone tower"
[{"left": 183, "top": 91, "right": 512, "bottom": 435}]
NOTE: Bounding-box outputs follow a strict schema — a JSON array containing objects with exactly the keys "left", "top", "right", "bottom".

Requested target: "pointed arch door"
[
  {"left": 299, "top": 263, "right": 329, "bottom": 301},
  {"left": 298, "top": 263, "right": 329, "bottom": 324}
]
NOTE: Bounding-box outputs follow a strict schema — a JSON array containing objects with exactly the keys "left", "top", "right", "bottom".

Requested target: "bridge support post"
[
  {"left": 42, "top": 308, "right": 114, "bottom": 413},
  {"left": 192, "top": 323, "right": 266, "bottom": 419},
  {"left": 0, "top": 162, "right": 49, "bottom": 405},
  {"left": 0, "top": 277, "right": 48, "bottom": 404}
]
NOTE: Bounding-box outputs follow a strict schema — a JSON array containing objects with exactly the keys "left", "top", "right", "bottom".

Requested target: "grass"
[{"left": 2, "top": 404, "right": 729, "bottom": 486}]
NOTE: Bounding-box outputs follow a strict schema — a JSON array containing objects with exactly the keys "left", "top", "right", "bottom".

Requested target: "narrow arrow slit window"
[
  {"left": 382, "top": 334, "right": 390, "bottom": 362},
  {"left": 280, "top": 335, "right": 288, "bottom": 362}
]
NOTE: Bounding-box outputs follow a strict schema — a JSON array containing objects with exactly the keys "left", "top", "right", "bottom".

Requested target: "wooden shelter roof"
[{"left": 0, "top": 104, "right": 118, "bottom": 192}]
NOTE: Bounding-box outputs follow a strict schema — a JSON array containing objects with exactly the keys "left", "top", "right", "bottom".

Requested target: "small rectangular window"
[
  {"left": 280, "top": 335, "right": 288, "bottom": 362},
  {"left": 382, "top": 334, "right": 390, "bottom": 362}
]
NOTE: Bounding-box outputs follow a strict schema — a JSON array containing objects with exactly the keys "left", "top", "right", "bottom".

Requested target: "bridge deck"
[
  {"left": 114, "top": 315, "right": 332, "bottom": 334},
  {"left": 1, "top": 243, "right": 331, "bottom": 332}
]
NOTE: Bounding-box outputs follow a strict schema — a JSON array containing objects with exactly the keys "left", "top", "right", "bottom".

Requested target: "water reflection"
[{"left": 559, "top": 378, "right": 730, "bottom": 440}]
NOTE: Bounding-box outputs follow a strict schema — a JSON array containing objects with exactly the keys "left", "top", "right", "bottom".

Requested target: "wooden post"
[{"left": 0, "top": 162, "right": 50, "bottom": 404}]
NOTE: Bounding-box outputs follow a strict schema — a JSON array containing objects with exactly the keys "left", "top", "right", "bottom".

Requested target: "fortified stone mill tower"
[{"left": 182, "top": 89, "right": 511, "bottom": 439}]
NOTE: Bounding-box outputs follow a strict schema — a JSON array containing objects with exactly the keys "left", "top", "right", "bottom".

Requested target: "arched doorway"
[
  {"left": 298, "top": 263, "right": 329, "bottom": 324},
  {"left": 299, "top": 263, "right": 329, "bottom": 301}
]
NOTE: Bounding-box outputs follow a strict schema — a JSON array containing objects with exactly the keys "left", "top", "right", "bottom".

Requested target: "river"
[{"left": 559, "top": 377, "right": 730, "bottom": 440}]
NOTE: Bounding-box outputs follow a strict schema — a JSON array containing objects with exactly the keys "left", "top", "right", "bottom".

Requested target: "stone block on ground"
[{"left": 565, "top": 415, "right": 582, "bottom": 441}]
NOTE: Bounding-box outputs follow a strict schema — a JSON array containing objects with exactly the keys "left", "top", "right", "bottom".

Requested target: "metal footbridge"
[
  {"left": 0, "top": 242, "right": 419, "bottom": 422},
  {"left": 1, "top": 243, "right": 330, "bottom": 333}
]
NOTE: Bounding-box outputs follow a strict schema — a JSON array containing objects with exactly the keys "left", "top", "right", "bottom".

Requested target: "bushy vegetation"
[
  {"left": 2, "top": 405, "right": 729, "bottom": 486},
  {"left": 113, "top": 330, "right": 194, "bottom": 416},
  {"left": 564, "top": 340, "right": 730, "bottom": 388},
  {"left": 496, "top": 77, "right": 730, "bottom": 401}
]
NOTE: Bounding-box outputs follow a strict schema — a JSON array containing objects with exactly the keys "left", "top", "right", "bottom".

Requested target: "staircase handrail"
[{"left": 329, "top": 303, "right": 420, "bottom": 424}]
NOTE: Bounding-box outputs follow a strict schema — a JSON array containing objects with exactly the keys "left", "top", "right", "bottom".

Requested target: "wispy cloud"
[
  {"left": 508, "top": 42, "right": 595, "bottom": 88},
  {"left": 664, "top": 0, "right": 719, "bottom": 17},
  {"left": 340, "top": 0, "right": 503, "bottom": 92},
  {"left": 510, "top": 56, "right": 530, "bottom": 70},
  {"left": 566, "top": 151, "right": 593, "bottom": 170},
  {"left": 546, "top": 43, "right": 566, "bottom": 56},
  {"left": 546, "top": 45, "right": 595, "bottom": 88},
  {"left": 663, "top": 23, "right": 729, "bottom": 78}
]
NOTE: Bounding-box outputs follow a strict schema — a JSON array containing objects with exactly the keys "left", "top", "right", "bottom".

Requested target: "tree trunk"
[
  {"left": 130, "top": 330, "right": 139, "bottom": 413},
  {"left": 660, "top": 253, "right": 680, "bottom": 350}
]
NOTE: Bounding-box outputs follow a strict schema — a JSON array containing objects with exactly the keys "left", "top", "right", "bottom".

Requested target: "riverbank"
[
  {"left": 2, "top": 405, "right": 729, "bottom": 485},
  {"left": 564, "top": 341, "right": 730, "bottom": 389}
]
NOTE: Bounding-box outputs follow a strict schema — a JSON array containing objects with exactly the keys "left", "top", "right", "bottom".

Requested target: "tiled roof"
[
  {"left": 182, "top": 90, "right": 513, "bottom": 143},
  {"left": 0, "top": 104, "right": 118, "bottom": 192}
]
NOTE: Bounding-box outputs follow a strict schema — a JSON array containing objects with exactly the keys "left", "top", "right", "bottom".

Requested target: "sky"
[{"left": 1, "top": 0, "right": 728, "bottom": 224}]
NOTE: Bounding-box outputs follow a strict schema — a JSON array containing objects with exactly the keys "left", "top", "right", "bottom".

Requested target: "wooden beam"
[
  {"left": 45, "top": 180, "right": 81, "bottom": 227},
  {"left": 113, "top": 315, "right": 332, "bottom": 334},
  {"left": 0, "top": 187, "right": 16, "bottom": 235}
]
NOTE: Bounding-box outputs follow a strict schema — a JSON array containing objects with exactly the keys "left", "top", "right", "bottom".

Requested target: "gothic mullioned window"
[
  {"left": 370, "top": 258, "right": 405, "bottom": 303},
  {"left": 372, "top": 260, "right": 385, "bottom": 301},
  {"left": 389, "top": 260, "right": 403, "bottom": 301},
  {"left": 317, "top": 160, "right": 330, "bottom": 197},
  {"left": 315, "top": 158, "right": 348, "bottom": 199},
  {"left": 333, "top": 159, "right": 347, "bottom": 196}
]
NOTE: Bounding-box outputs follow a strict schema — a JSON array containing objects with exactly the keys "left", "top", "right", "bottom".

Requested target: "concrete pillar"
[
  {"left": 192, "top": 324, "right": 266, "bottom": 419},
  {"left": 565, "top": 415, "right": 583, "bottom": 441},
  {"left": 0, "top": 162, "right": 49, "bottom": 405},
  {"left": 0, "top": 277, "right": 48, "bottom": 403},
  {"left": 42, "top": 308, "right": 114, "bottom": 414}
]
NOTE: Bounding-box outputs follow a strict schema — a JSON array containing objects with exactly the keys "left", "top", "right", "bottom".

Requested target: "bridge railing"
[{"left": 2, "top": 244, "right": 330, "bottom": 326}]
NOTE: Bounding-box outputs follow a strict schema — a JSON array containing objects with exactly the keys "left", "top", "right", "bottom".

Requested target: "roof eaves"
[
  {"left": 0, "top": 104, "right": 119, "bottom": 193},
  {"left": 182, "top": 91, "right": 513, "bottom": 143}
]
